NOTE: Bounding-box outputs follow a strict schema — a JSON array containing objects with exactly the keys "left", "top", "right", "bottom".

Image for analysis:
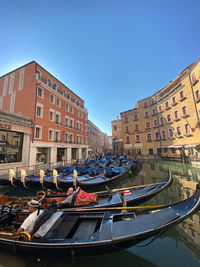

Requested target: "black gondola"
[
  {"left": 0, "top": 183, "right": 199, "bottom": 258},
  {"left": 0, "top": 170, "right": 172, "bottom": 209}
]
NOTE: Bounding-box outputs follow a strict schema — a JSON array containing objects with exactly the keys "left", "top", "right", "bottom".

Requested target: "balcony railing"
[{"left": 37, "top": 75, "right": 87, "bottom": 111}]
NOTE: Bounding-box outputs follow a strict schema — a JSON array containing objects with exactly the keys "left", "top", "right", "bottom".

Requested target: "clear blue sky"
[{"left": 1, "top": 0, "right": 200, "bottom": 135}]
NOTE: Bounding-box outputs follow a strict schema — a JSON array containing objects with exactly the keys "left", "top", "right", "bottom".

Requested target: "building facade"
[
  {"left": 111, "top": 116, "right": 123, "bottom": 155},
  {"left": 0, "top": 61, "right": 88, "bottom": 167},
  {"left": 87, "top": 120, "right": 104, "bottom": 157},
  {"left": 113, "top": 58, "right": 200, "bottom": 164}
]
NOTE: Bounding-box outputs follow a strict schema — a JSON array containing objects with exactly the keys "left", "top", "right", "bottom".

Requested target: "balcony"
[
  {"left": 185, "top": 133, "right": 193, "bottom": 137},
  {"left": 166, "top": 120, "right": 172, "bottom": 124},
  {"left": 152, "top": 113, "right": 157, "bottom": 117},
  {"left": 55, "top": 139, "right": 61, "bottom": 143},
  {"left": 153, "top": 125, "right": 158, "bottom": 128},
  {"left": 154, "top": 138, "right": 160, "bottom": 141},
  {"left": 36, "top": 75, "right": 86, "bottom": 111},
  {"left": 177, "top": 134, "right": 183, "bottom": 138},
  {"left": 192, "top": 79, "right": 199, "bottom": 86},
  {"left": 146, "top": 139, "right": 152, "bottom": 142},
  {"left": 55, "top": 121, "right": 62, "bottom": 126},
  {"left": 171, "top": 102, "right": 178, "bottom": 106},
  {"left": 179, "top": 96, "right": 186, "bottom": 102},
  {"left": 168, "top": 136, "right": 175, "bottom": 140},
  {"left": 174, "top": 118, "right": 180, "bottom": 122},
  {"left": 159, "top": 123, "right": 164, "bottom": 126},
  {"left": 182, "top": 114, "right": 189, "bottom": 118},
  {"left": 195, "top": 97, "right": 200, "bottom": 104},
  {"left": 145, "top": 127, "right": 151, "bottom": 130}
]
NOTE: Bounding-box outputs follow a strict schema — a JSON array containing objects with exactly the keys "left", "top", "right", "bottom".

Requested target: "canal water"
[{"left": 0, "top": 160, "right": 199, "bottom": 267}]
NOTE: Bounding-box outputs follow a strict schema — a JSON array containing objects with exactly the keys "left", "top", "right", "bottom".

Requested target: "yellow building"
[
  {"left": 111, "top": 116, "right": 123, "bottom": 155},
  {"left": 113, "top": 58, "right": 200, "bottom": 164}
]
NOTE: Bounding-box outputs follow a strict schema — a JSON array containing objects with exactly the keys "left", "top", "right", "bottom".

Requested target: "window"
[
  {"left": 36, "top": 103, "right": 43, "bottom": 118},
  {"left": 192, "top": 72, "right": 198, "bottom": 84},
  {"left": 66, "top": 103, "right": 69, "bottom": 112},
  {"left": 135, "top": 135, "right": 140, "bottom": 143},
  {"left": 55, "top": 131, "right": 60, "bottom": 142},
  {"left": 114, "top": 125, "right": 117, "bottom": 131},
  {"left": 179, "top": 90, "right": 185, "bottom": 101},
  {"left": 18, "top": 68, "right": 24, "bottom": 91},
  {"left": 48, "top": 129, "right": 54, "bottom": 140},
  {"left": 153, "top": 119, "right": 158, "bottom": 128},
  {"left": 158, "top": 105, "right": 162, "bottom": 113},
  {"left": 135, "top": 124, "right": 139, "bottom": 131},
  {"left": 145, "top": 121, "right": 150, "bottom": 129},
  {"left": 49, "top": 110, "right": 54, "bottom": 121},
  {"left": 85, "top": 136, "right": 87, "bottom": 145},
  {"left": 185, "top": 124, "right": 191, "bottom": 135},
  {"left": 53, "top": 83, "right": 58, "bottom": 90},
  {"left": 152, "top": 108, "right": 156, "bottom": 116},
  {"left": 70, "top": 119, "right": 74, "bottom": 129},
  {"left": 161, "top": 130, "right": 166, "bottom": 139},
  {"left": 182, "top": 106, "right": 188, "bottom": 117},
  {"left": 9, "top": 73, "right": 14, "bottom": 94},
  {"left": 35, "top": 126, "right": 42, "bottom": 139},
  {"left": 172, "top": 96, "right": 176, "bottom": 105},
  {"left": 144, "top": 111, "right": 149, "bottom": 118},
  {"left": 133, "top": 114, "right": 138, "bottom": 121},
  {"left": 65, "top": 116, "right": 69, "bottom": 127},
  {"left": 167, "top": 114, "right": 171, "bottom": 123},
  {"left": 160, "top": 117, "right": 164, "bottom": 125},
  {"left": 50, "top": 94, "right": 55, "bottom": 104},
  {"left": 143, "top": 101, "right": 148, "bottom": 108},
  {"left": 151, "top": 98, "right": 155, "bottom": 105},
  {"left": 146, "top": 133, "right": 152, "bottom": 142},
  {"left": 195, "top": 90, "right": 200, "bottom": 100},
  {"left": 56, "top": 98, "right": 61, "bottom": 107},
  {"left": 3, "top": 76, "right": 8, "bottom": 96},
  {"left": 37, "top": 87, "right": 43, "bottom": 98},
  {"left": 177, "top": 126, "right": 182, "bottom": 137},
  {"left": 125, "top": 126, "right": 129, "bottom": 132},
  {"left": 165, "top": 101, "right": 170, "bottom": 110},
  {"left": 125, "top": 116, "right": 128, "bottom": 123},
  {"left": 65, "top": 133, "right": 69, "bottom": 143},
  {"left": 155, "top": 132, "right": 160, "bottom": 140},
  {"left": 126, "top": 136, "right": 130, "bottom": 144},
  {"left": 174, "top": 110, "right": 179, "bottom": 120},
  {"left": 55, "top": 112, "right": 61, "bottom": 125},
  {"left": 168, "top": 128, "right": 174, "bottom": 138},
  {"left": 71, "top": 106, "right": 74, "bottom": 114},
  {"left": 47, "top": 78, "right": 52, "bottom": 88}
]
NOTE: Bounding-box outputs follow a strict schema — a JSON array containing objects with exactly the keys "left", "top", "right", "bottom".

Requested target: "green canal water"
[{"left": 0, "top": 160, "right": 200, "bottom": 267}]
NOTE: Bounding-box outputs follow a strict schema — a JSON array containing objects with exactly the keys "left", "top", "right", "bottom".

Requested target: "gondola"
[
  {"left": 0, "top": 183, "right": 199, "bottom": 258},
  {"left": 0, "top": 157, "right": 137, "bottom": 189},
  {"left": 0, "top": 169, "right": 173, "bottom": 209}
]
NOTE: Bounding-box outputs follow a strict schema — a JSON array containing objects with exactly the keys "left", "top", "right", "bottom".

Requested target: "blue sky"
[{"left": 1, "top": 0, "right": 200, "bottom": 135}]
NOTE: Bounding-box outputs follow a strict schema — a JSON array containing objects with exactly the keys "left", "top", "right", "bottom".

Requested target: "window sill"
[{"left": 174, "top": 118, "right": 180, "bottom": 122}]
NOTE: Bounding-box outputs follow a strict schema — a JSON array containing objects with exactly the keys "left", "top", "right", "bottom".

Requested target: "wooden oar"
[{"left": 61, "top": 204, "right": 165, "bottom": 212}]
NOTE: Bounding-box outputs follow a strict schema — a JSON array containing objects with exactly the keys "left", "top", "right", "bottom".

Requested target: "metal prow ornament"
[
  {"left": 9, "top": 169, "right": 15, "bottom": 186},
  {"left": 73, "top": 169, "right": 78, "bottom": 189},
  {"left": 53, "top": 169, "right": 61, "bottom": 190},
  {"left": 39, "top": 169, "right": 46, "bottom": 190},
  {"left": 21, "top": 169, "right": 28, "bottom": 188}
]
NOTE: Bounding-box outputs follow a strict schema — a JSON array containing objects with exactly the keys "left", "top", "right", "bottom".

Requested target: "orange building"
[{"left": 0, "top": 61, "right": 88, "bottom": 166}]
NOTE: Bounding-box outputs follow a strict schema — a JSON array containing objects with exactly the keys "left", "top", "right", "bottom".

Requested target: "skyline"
[{"left": 1, "top": 0, "right": 200, "bottom": 135}]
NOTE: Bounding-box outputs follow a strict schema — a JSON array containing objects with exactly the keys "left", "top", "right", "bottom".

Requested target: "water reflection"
[{"left": 0, "top": 160, "right": 200, "bottom": 266}]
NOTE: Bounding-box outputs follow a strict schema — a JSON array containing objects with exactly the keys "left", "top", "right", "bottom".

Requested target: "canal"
[{"left": 0, "top": 160, "right": 199, "bottom": 266}]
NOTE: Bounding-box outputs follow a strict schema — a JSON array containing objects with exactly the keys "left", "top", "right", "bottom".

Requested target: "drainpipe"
[{"left": 188, "top": 71, "right": 200, "bottom": 129}]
